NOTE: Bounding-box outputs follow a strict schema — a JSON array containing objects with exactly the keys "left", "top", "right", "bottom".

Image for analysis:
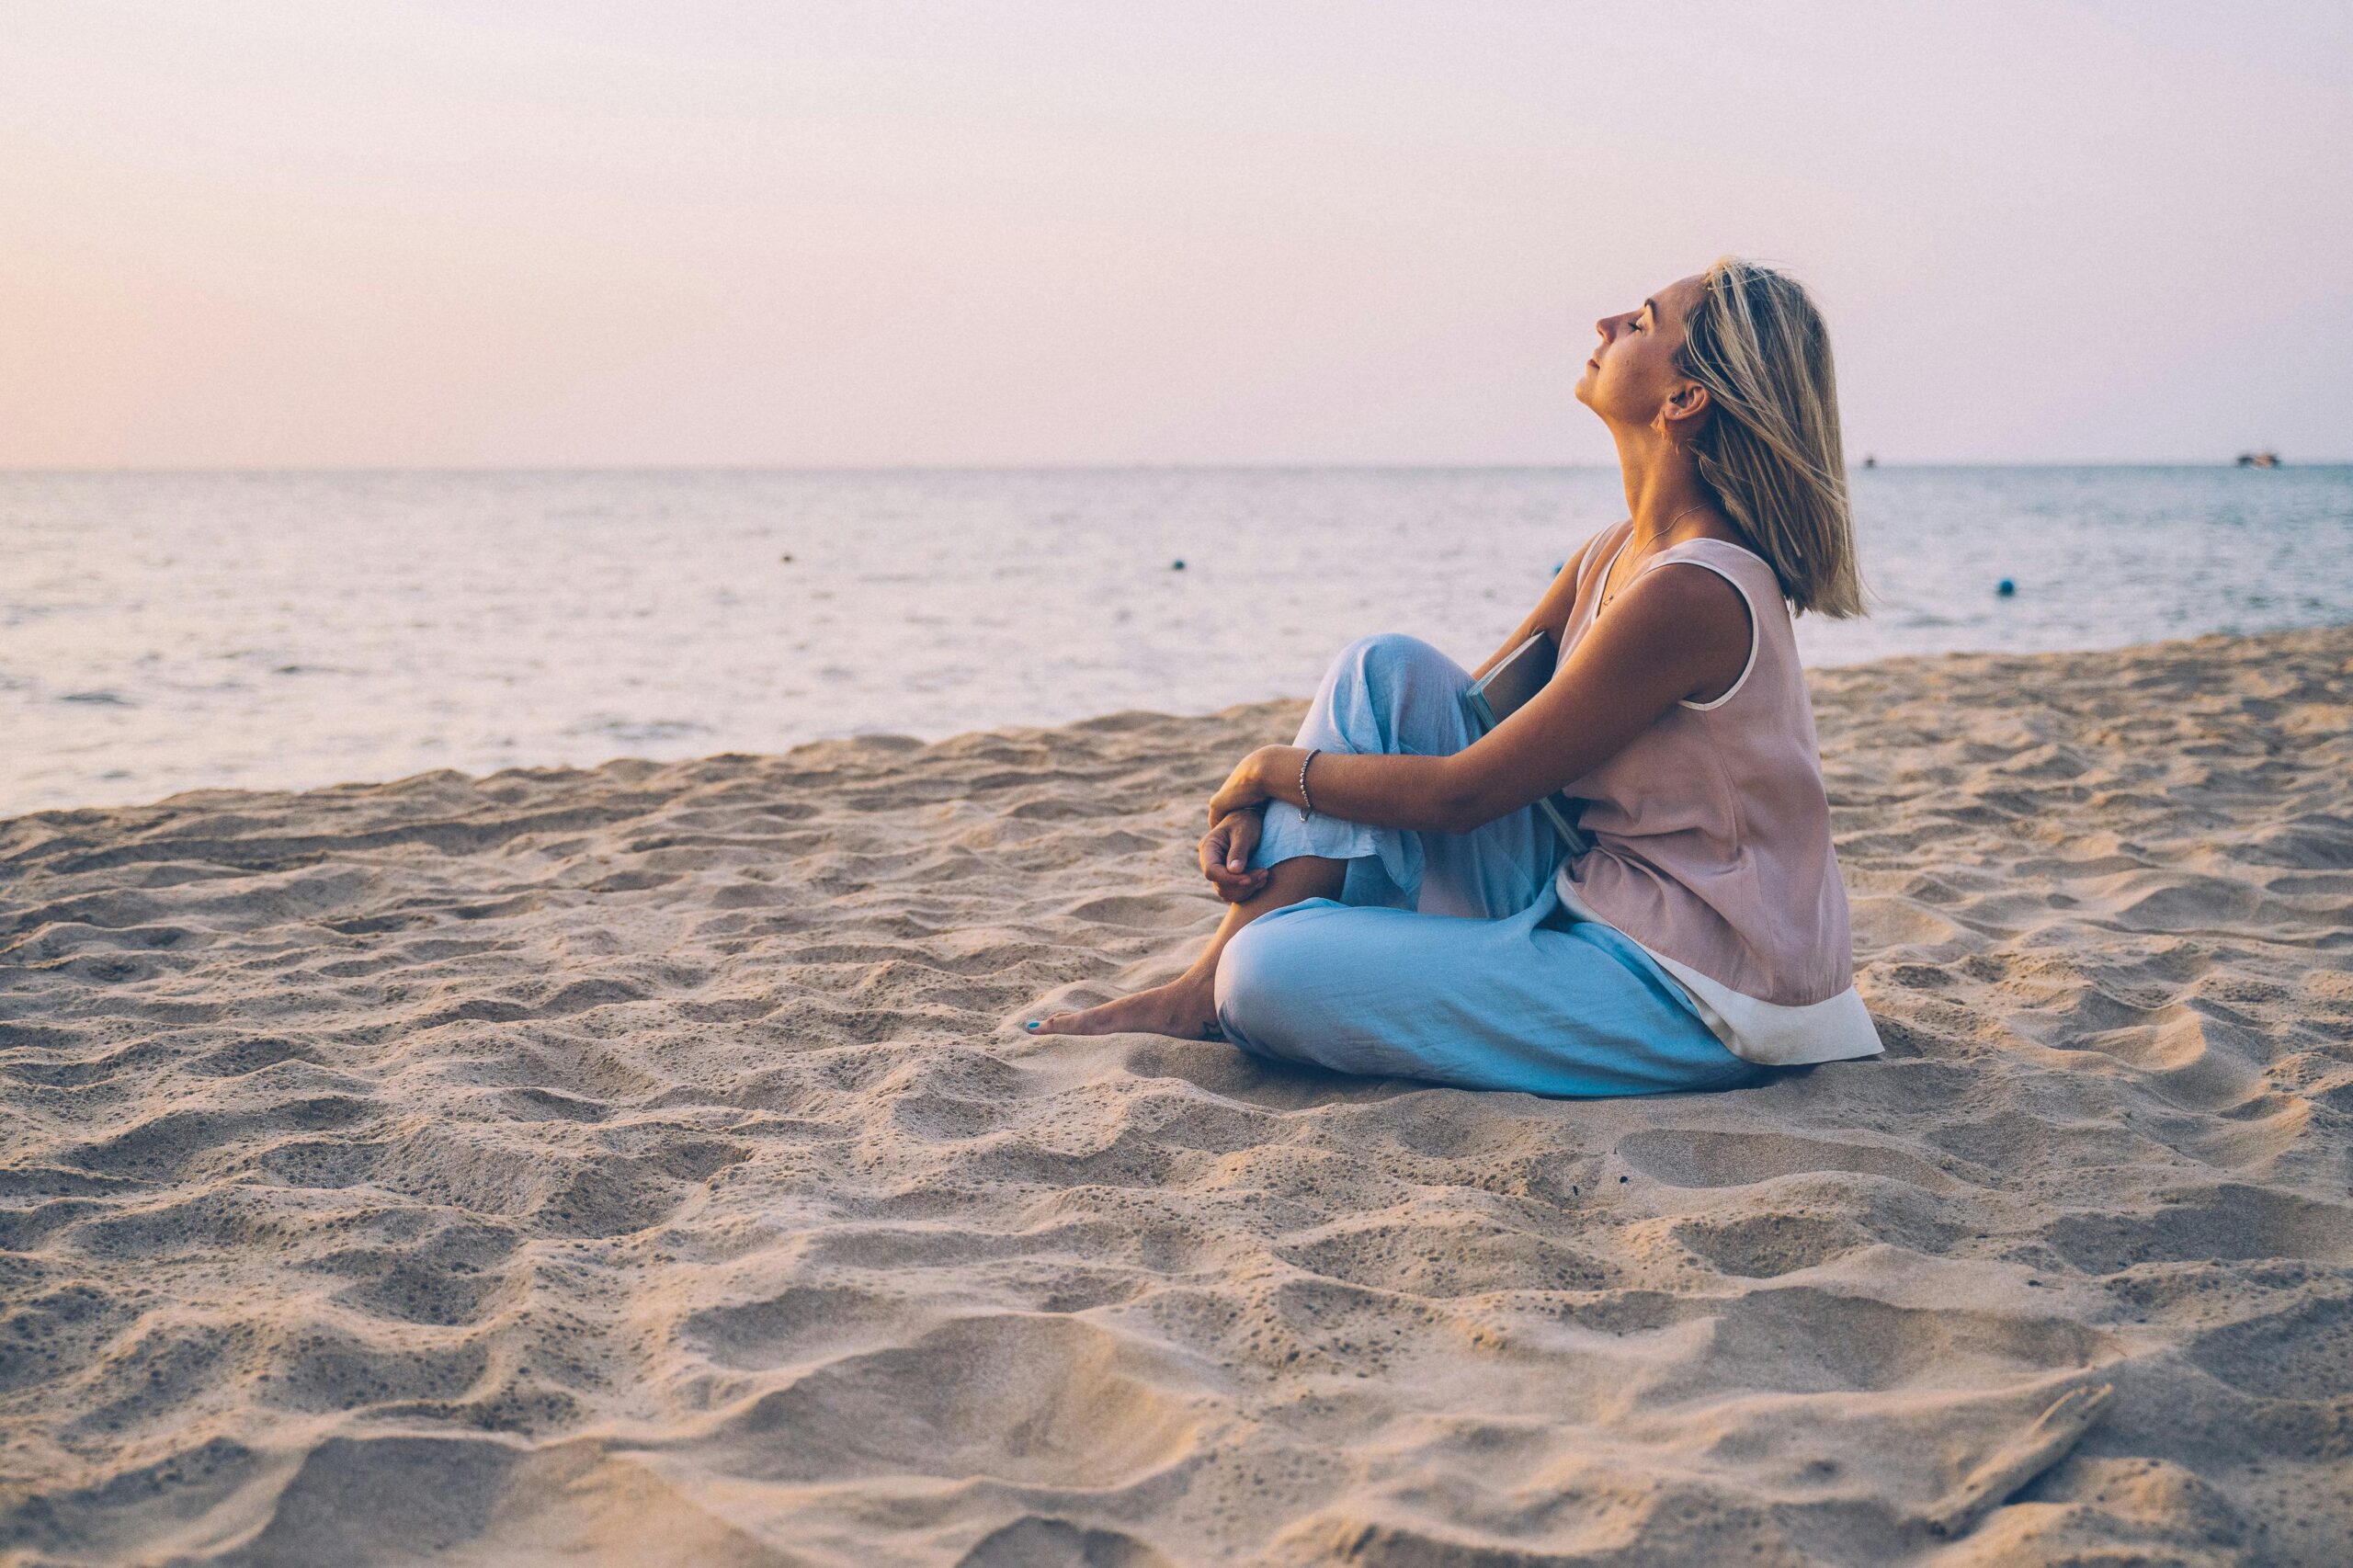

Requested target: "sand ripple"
[{"left": 3, "top": 625, "right": 2350, "bottom": 1564}]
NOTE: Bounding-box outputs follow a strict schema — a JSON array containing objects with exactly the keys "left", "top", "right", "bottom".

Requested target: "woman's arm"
[
  {"left": 1467, "top": 529, "right": 1604, "bottom": 682},
  {"left": 1211, "top": 562, "right": 1750, "bottom": 835}
]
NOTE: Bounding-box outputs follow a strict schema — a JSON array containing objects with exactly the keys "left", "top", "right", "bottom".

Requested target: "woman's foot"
[{"left": 1025, "top": 970, "right": 1222, "bottom": 1040}]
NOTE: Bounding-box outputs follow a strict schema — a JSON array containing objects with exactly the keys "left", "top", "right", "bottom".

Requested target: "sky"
[{"left": 4, "top": 1, "right": 2349, "bottom": 468}]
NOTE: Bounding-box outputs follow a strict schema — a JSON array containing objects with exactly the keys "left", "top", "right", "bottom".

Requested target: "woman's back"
[{"left": 1553, "top": 517, "right": 1854, "bottom": 1009}]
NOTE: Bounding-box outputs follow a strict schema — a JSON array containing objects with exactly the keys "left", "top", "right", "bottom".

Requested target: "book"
[{"left": 1461, "top": 631, "right": 1592, "bottom": 857}]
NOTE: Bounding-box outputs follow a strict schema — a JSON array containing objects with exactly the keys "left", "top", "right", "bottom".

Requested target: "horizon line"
[{"left": 5, "top": 459, "right": 2347, "bottom": 477}]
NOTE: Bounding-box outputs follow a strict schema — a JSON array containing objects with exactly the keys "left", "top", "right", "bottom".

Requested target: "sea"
[{"left": 5, "top": 465, "right": 2349, "bottom": 818}]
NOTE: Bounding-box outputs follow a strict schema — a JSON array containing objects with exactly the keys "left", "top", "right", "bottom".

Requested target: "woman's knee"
[
  {"left": 1324, "top": 632, "right": 1472, "bottom": 755},
  {"left": 1335, "top": 632, "right": 1453, "bottom": 693}
]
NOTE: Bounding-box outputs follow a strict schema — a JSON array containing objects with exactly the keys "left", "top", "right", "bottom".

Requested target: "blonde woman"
[{"left": 1025, "top": 258, "right": 1883, "bottom": 1095}]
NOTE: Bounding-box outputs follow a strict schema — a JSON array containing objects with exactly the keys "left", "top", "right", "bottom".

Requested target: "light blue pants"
[{"left": 1213, "top": 633, "right": 1771, "bottom": 1098}]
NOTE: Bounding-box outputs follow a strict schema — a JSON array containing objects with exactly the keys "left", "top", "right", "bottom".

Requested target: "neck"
[{"left": 1609, "top": 424, "right": 1715, "bottom": 547}]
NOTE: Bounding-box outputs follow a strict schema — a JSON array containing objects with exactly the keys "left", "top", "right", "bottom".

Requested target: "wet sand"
[{"left": 3, "top": 623, "right": 2349, "bottom": 1565}]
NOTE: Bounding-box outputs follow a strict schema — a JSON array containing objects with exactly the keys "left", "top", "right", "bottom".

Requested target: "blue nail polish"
[{"left": 1025, "top": 1019, "right": 1040, "bottom": 1029}]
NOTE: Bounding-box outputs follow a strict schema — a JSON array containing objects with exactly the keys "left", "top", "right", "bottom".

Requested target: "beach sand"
[{"left": 4, "top": 623, "right": 2349, "bottom": 1566}]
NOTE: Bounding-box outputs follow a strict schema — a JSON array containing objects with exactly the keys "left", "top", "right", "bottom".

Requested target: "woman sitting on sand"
[{"left": 1027, "top": 257, "right": 1883, "bottom": 1095}]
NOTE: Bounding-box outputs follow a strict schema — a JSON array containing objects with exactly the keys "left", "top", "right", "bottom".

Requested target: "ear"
[{"left": 1656, "top": 381, "right": 1711, "bottom": 442}]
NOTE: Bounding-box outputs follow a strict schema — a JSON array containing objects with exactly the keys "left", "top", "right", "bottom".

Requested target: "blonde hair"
[{"left": 1675, "top": 256, "right": 1866, "bottom": 618}]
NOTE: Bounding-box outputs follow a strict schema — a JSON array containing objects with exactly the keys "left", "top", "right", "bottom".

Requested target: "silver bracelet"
[{"left": 1299, "top": 747, "right": 1320, "bottom": 821}]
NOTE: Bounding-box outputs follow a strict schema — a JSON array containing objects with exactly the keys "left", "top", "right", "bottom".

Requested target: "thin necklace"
[{"left": 1598, "top": 502, "right": 1711, "bottom": 615}]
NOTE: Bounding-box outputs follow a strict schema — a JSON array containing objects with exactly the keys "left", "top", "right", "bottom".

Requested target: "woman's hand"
[
  {"left": 1199, "top": 809, "right": 1269, "bottom": 903},
  {"left": 1207, "top": 744, "right": 1282, "bottom": 824},
  {"left": 1199, "top": 746, "right": 1282, "bottom": 903}
]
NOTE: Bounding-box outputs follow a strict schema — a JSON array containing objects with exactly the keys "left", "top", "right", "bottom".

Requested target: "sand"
[{"left": 3, "top": 622, "right": 2349, "bottom": 1567}]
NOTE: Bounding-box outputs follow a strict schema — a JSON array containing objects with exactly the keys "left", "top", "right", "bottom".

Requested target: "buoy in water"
[{"left": 1996, "top": 578, "right": 2016, "bottom": 597}]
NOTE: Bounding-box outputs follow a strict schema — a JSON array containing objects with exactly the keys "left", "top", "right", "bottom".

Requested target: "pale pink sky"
[{"left": 5, "top": 1, "right": 2348, "bottom": 467}]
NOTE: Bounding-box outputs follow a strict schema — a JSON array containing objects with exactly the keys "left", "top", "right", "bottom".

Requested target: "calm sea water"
[{"left": 5, "top": 466, "right": 2349, "bottom": 818}]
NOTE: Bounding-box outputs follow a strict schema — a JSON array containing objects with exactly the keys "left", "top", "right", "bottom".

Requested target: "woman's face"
[{"left": 1575, "top": 272, "right": 1708, "bottom": 432}]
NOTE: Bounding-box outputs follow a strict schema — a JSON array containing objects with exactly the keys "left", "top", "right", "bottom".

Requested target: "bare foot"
[{"left": 1025, "top": 971, "right": 1222, "bottom": 1040}]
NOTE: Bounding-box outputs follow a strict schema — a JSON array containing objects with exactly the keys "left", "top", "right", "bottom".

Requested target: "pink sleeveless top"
[{"left": 1551, "top": 519, "right": 1881, "bottom": 1066}]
